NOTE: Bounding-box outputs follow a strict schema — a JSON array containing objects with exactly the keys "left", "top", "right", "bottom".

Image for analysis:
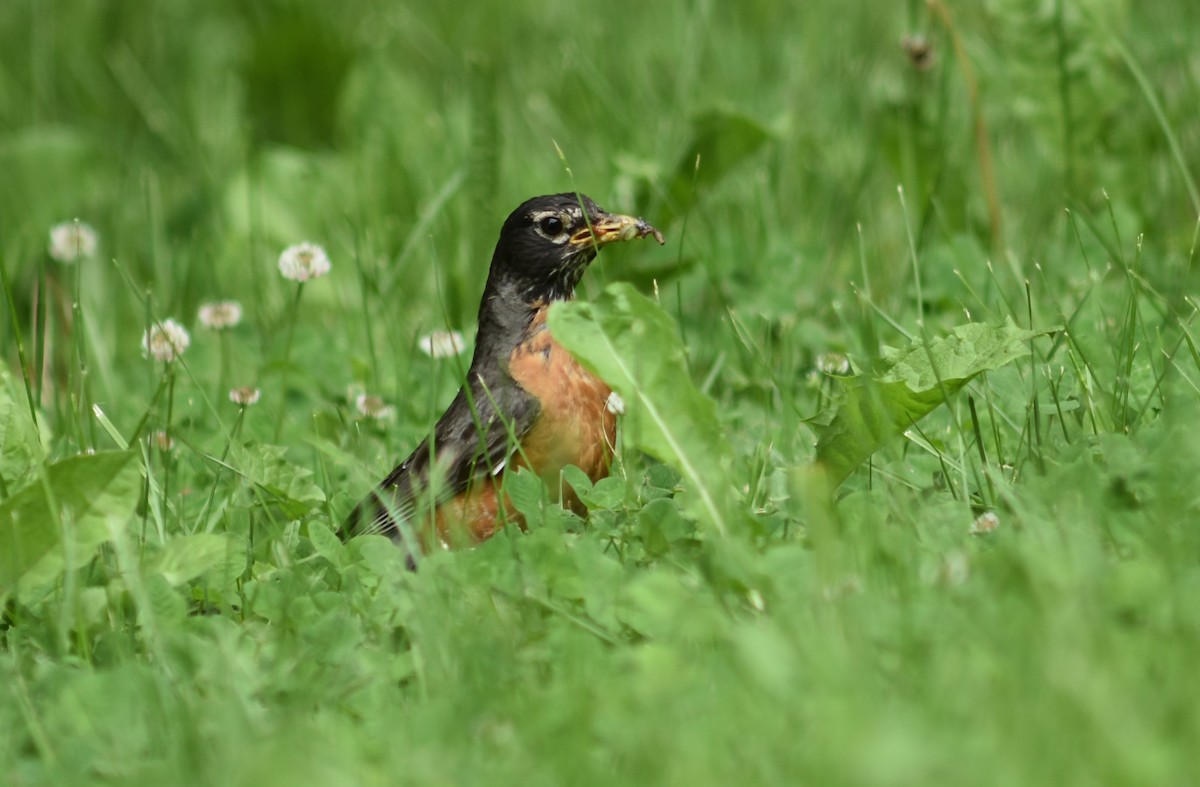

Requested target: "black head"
[{"left": 486, "top": 192, "right": 663, "bottom": 303}]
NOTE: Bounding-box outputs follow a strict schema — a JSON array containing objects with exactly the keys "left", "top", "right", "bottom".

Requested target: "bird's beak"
[{"left": 569, "top": 214, "right": 666, "bottom": 248}]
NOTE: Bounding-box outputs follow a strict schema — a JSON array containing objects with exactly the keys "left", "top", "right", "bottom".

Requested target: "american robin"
[{"left": 346, "top": 193, "right": 664, "bottom": 563}]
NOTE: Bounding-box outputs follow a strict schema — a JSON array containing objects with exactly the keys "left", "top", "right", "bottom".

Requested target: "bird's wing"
[{"left": 344, "top": 371, "right": 541, "bottom": 547}]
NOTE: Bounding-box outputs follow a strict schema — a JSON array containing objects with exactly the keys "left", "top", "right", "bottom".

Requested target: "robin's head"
[{"left": 487, "top": 193, "right": 664, "bottom": 303}]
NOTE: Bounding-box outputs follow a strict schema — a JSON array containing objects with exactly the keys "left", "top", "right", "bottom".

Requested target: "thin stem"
[
  {"left": 162, "top": 365, "right": 177, "bottom": 528},
  {"left": 128, "top": 369, "right": 172, "bottom": 444},
  {"left": 72, "top": 247, "right": 93, "bottom": 450},
  {"left": 927, "top": 0, "right": 1003, "bottom": 249},
  {"left": 352, "top": 233, "right": 379, "bottom": 388},
  {"left": 199, "top": 405, "right": 247, "bottom": 534},
  {"left": 217, "top": 331, "right": 230, "bottom": 406},
  {"left": 0, "top": 249, "right": 38, "bottom": 427},
  {"left": 898, "top": 184, "right": 924, "bottom": 328},
  {"left": 274, "top": 282, "right": 305, "bottom": 441},
  {"left": 1054, "top": 0, "right": 1075, "bottom": 198},
  {"left": 40, "top": 270, "right": 55, "bottom": 421}
]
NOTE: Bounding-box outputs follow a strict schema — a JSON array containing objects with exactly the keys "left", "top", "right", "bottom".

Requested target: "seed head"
[
  {"left": 229, "top": 387, "right": 262, "bottom": 407},
  {"left": 198, "top": 300, "right": 244, "bottom": 330},
  {"left": 902, "top": 34, "right": 935, "bottom": 71},
  {"left": 970, "top": 511, "right": 1000, "bottom": 535},
  {"left": 815, "top": 352, "right": 851, "bottom": 375},
  {"left": 355, "top": 393, "right": 396, "bottom": 422},
  {"left": 48, "top": 220, "right": 99, "bottom": 263},
  {"left": 278, "top": 242, "right": 331, "bottom": 282},
  {"left": 142, "top": 319, "right": 191, "bottom": 363}
]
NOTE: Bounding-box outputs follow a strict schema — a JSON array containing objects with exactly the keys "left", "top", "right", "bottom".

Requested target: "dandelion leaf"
[
  {"left": 548, "top": 283, "right": 735, "bottom": 536},
  {"left": 812, "top": 320, "right": 1042, "bottom": 486},
  {"left": 228, "top": 443, "right": 326, "bottom": 519},
  {"left": 0, "top": 450, "right": 140, "bottom": 597},
  {"left": 0, "top": 371, "right": 46, "bottom": 491},
  {"left": 150, "top": 533, "right": 241, "bottom": 587},
  {"left": 306, "top": 520, "right": 345, "bottom": 568}
]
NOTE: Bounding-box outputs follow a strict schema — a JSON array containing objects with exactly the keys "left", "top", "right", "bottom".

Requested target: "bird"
[{"left": 345, "top": 193, "right": 664, "bottom": 565}]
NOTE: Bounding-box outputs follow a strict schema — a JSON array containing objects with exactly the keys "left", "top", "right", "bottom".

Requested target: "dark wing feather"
[{"left": 343, "top": 369, "right": 540, "bottom": 551}]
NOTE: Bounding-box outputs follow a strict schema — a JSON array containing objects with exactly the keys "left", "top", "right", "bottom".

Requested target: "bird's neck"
[{"left": 471, "top": 274, "right": 575, "bottom": 372}]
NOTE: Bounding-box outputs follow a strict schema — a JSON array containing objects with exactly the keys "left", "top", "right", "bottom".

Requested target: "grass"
[{"left": 2, "top": 1, "right": 1200, "bottom": 784}]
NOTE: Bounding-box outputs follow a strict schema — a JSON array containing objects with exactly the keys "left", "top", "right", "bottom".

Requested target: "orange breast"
[{"left": 434, "top": 305, "right": 616, "bottom": 547}]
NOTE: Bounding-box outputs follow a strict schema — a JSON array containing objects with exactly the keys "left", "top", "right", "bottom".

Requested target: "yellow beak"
[{"left": 569, "top": 214, "right": 665, "bottom": 248}]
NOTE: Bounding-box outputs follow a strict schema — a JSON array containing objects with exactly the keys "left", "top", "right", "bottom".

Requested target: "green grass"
[{"left": 3, "top": 1, "right": 1200, "bottom": 784}]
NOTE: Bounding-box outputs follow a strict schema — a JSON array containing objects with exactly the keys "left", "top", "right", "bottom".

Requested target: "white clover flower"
[
  {"left": 198, "top": 300, "right": 243, "bottom": 330},
  {"left": 229, "top": 387, "right": 262, "bottom": 407},
  {"left": 970, "top": 511, "right": 1000, "bottom": 535},
  {"left": 278, "top": 242, "right": 331, "bottom": 282},
  {"left": 418, "top": 329, "right": 466, "bottom": 358},
  {"left": 142, "top": 319, "right": 190, "bottom": 363},
  {"left": 355, "top": 393, "right": 396, "bottom": 422},
  {"left": 605, "top": 391, "right": 625, "bottom": 415},
  {"left": 48, "top": 220, "right": 98, "bottom": 263},
  {"left": 815, "top": 352, "right": 851, "bottom": 375}
]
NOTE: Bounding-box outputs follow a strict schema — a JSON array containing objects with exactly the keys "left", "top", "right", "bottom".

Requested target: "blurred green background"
[{"left": 4, "top": 0, "right": 1195, "bottom": 342}]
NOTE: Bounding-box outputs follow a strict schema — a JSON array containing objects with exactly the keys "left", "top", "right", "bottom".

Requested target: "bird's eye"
[{"left": 538, "top": 216, "right": 564, "bottom": 236}]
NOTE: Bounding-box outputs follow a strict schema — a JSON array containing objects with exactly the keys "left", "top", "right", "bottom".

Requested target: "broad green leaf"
[
  {"left": 548, "top": 283, "right": 735, "bottom": 536},
  {"left": 562, "top": 465, "right": 624, "bottom": 511},
  {"left": 560, "top": 465, "right": 593, "bottom": 500},
  {"left": 636, "top": 498, "right": 694, "bottom": 557},
  {"left": 351, "top": 534, "right": 411, "bottom": 578},
  {"left": 504, "top": 468, "right": 546, "bottom": 522},
  {"left": 811, "top": 321, "right": 1043, "bottom": 486},
  {"left": 0, "top": 450, "right": 140, "bottom": 596},
  {"left": 202, "top": 535, "right": 250, "bottom": 591},
  {"left": 0, "top": 370, "right": 46, "bottom": 492},
  {"left": 307, "top": 520, "right": 345, "bottom": 567},
  {"left": 588, "top": 477, "right": 626, "bottom": 510},
  {"left": 150, "top": 533, "right": 239, "bottom": 586},
  {"left": 141, "top": 572, "right": 187, "bottom": 626},
  {"left": 228, "top": 443, "right": 326, "bottom": 519}
]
